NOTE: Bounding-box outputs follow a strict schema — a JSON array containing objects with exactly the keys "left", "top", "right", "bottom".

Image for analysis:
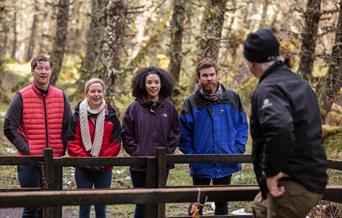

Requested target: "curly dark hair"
[{"left": 131, "top": 67, "right": 175, "bottom": 98}]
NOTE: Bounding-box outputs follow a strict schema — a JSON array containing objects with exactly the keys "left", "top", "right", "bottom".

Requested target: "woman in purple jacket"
[{"left": 122, "top": 67, "right": 181, "bottom": 218}]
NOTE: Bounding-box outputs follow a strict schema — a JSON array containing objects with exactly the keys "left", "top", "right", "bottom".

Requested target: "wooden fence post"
[
  {"left": 145, "top": 156, "right": 157, "bottom": 218},
  {"left": 42, "top": 148, "right": 63, "bottom": 218},
  {"left": 156, "top": 147, "right": 167, "bottom": 218}
]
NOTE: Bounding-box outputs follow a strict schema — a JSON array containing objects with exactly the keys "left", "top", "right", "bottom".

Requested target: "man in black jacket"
[{"left": 243, "top": 28, "right": 328, "bottom": 218}]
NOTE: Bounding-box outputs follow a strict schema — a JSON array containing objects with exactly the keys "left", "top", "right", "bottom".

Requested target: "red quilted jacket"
[{"left": 18, "top": 84, "right": 65, "bottom": 156}]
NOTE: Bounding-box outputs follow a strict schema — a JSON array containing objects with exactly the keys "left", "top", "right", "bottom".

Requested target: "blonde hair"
[{"left": 84, "top": 78, "right": 106, "bottom": 94}]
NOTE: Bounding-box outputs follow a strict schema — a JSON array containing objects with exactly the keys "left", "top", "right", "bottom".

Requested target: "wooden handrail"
[
  {"left": 0, "top": 185, "right": 340, "bottom": 208},
  {"left": 0, "top": 147, "right": 341, "bottom": 218}
]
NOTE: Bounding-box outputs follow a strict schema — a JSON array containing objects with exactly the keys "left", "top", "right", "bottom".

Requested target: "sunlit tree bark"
[
  {"left": 77, "top": 0, "right": 108, "bottom": 100},
  {"left": 101, "top": 0, "right": 127, "bottom": 101},
  {"left": 50, "top": 0, "right": 70, "bottom": 85},
  {"left": 321, "top": 0, "right": 342, "bottom": 121},
  {"left": 197, "top": 0, "right": 227, "bottom": 63},
  {"left": 259, "top": 0, "right": 269, "bottom": 28},
  {"left": 25, "top": 0, "right": 39, "bottom": 62},
  {"left": 11, "top": 9, "right": 17, "bottom": 59},
  {"left": 169, "top": 0, "right": 186, "bottom": 83},
  {"left": 297, "top": 0, "right": 321, "bottom": 82}
]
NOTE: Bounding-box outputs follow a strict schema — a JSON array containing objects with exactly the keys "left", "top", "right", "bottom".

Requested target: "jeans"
[
  {"left": 130, "top": 170, "right": 169, "bottom": 218},
  {"left": 191, "top": 175, "right": 232, "bottom": 215},
  {"left": 75, "top": 168, "right": 112, "bottom": 218},
  {"left": 17, "top": 165, "right": 43, "bottom": 218}
]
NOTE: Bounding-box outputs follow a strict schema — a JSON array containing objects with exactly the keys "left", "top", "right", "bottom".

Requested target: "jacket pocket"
[{"left": 221, "top": 144, "right": 237, "bottom": 154}]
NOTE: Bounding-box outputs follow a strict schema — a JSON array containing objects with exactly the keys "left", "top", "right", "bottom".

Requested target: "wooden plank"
[
  {"left": 166, "top": 155, "right": 252, "bottom": 164},
  {"left": 0, "top": 185, "right": 340, "bottom": 208},
  {"left": 0, "top": 156, "right": 43, "bottom": 165},
  {"left": 0, "top": 188, "right": 41, "bottom": 192},
  {"left": 168, "top": 216, "right": 253, "bottom": 218},
  {"left": 42, "top": 149, "right": 62, "bottom": 218},
  {"left": 145, "top": 156, "right": 157, "bottom": 218},
  {"left": 0, "top": 186, "right": 260, "bottom": 207},
  {"left": 54, "top": 156, "right": 147, "bottom": 167},
  {"left": 322, "top": 185, "right": 342, "bottom": 203},
  {"left": 327, "top": 159, "right": 342, "bottom": 171},
  {"left": 157, "top": 148, "right": 167, "bottom": 218}
]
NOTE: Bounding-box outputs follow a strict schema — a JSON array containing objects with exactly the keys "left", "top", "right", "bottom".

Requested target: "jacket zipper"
[{"left": 43, "top": 97, "right": 49, "bottom": 148}]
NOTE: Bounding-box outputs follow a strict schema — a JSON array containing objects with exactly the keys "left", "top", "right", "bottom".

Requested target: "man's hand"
[
  {"left": 266, "top": 172, "right": 288, "bottom": 197},
  {"left": 254, "top": 191, "right": 263, "bottom": 202}
]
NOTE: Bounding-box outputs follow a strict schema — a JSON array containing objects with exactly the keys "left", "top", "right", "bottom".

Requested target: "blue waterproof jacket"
[{"left": 179, "top": 84, "right": 248, "bottom": 178}]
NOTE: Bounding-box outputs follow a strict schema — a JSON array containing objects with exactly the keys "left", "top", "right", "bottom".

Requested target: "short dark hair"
[
  {"left": 31, "top": 55, "right": 52, "bottom": 72},
  {"left": 131, "top": 67, "right": 174, "bottom": 98},
  {"left": 196, "top": 58, "right": 218, "bottom": 77}
]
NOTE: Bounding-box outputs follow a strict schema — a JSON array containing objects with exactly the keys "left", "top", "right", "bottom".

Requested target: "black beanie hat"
[{"left": 243, "top": 28, "right": 280, "bottom": 63}]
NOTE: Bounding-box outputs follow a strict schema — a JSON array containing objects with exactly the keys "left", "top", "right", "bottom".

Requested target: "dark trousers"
[
  {"left": 17, "top": 165, "right": 43, "bottom": 218},
  {"left": 192, "top": 175, "right": 232, "bottom": 215},
  {"left": 75, "top": 168, "right": 112, "bottom": 218},
  {"left": 130, "top": 170, "right": 169, "bottom": 218}
]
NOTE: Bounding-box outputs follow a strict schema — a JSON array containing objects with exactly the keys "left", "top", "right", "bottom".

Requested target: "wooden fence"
[{"left": 0, "top": 147, "right": 341, "bottom": 218}]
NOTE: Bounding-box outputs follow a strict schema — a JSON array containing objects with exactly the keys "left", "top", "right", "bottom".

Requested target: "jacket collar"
[
  {"left": 195, "top": 83, "right": 228, "bottom": 102},
  {"left": 259, "top": 60, "right": 284, "bottom": 83},
  {"left": 31, "top": 82, "right": 50, "bottom": 98},
  {"left": 136, "top": 96, "right": 165, "bottom": 111}
]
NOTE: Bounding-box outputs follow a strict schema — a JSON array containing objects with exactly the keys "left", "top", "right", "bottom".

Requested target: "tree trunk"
[
  {"left": 242, "top": 0, "right": 255, "bottom": 29},
  {"left": 321, "top": 0, "right": 342, "bottom": 121},
  {"left": 242, "top": 1, "right": 249, "bottom": 27},
  {"left": 11, "top": 10, "right": 17, "bottom": 59},
  {"left": 259, "top": 0, "right": 269, "bottom": 28},
  {"left": 197, "top": 0, "right": 227, "bottom": 63},
  {"left": 0, "top": 1, "right": 6, "bottom": 102},
  {"left": 101, "top": 0, "right": 126, "bottom": 101},
  {"left": 76, "top": 0, "right": 108, "bottom": 100},
  {"left": 169, "top": 0, "right": 186, "bottom": 83},
  {"left": 38, "top": 0, "right": 55, "bottom": 54},
  {"left": 0, "top": 1, "right": 9, "bottom": 59},
  {"left": 25, "top": 0, "right": 39, "bottom": 62},
  {"left": 124, "top": 10, "right": 172, "bottom": 69},
  {"left": 227, "top": 0, "right": 236, "bottom": 30},
  {"left": 0, "top": 23, "right": 8, "bottom": 59},
  {"left": 0, "top": 58, "right": 5, "bottom": 103},
  {"left": 297, "top": 0, "right": 321, "bottom": 82},
  {"left": 49, "top": 0, "right": 70, "bottom": 85}
]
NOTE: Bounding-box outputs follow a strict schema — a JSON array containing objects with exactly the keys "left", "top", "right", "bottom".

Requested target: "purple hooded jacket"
[{"left": 122, "top": 97, "right": 181, "bottom": 171}]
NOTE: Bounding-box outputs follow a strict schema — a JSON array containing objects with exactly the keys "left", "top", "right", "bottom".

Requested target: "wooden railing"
[{"left": 0, "top": 147, "right": 341, "bottom": 218}]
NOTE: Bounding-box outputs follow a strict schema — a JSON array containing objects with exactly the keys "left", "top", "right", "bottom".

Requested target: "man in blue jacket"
[{"left": 179, "top": 58, "right": 248, "bottom": 215}]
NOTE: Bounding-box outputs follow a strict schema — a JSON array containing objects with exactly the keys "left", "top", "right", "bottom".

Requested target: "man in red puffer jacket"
[{"left": 4, "top": 54, "right": 72, "bottom": 218}]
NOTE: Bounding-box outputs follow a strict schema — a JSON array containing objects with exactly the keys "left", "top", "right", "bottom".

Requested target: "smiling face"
[
  {"left": 198, "top": 66, "right": 218, "bottom": 94},
  {"left": 86, "top": 82, "right": 104, "bottom": 109},
  {"left": 31, "top": 61, "right": 51, "bottom": 90},
  {"left": 145, "top": 73, "right": 161, "bottom": 101}
]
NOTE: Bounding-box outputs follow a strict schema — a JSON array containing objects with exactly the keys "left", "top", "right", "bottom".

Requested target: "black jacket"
[{"left": 250, "top": 61, "right": 328, "bottom": 198}]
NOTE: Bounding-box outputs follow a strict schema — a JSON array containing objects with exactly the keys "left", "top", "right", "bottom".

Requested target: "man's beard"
[{"left": 203, "top": 82, "right": 218, "bottom": 94}]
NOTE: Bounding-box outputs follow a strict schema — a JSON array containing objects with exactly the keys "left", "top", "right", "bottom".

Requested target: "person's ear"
[{"left": 250, "top": 62, "right": 257, "bottom": 71}]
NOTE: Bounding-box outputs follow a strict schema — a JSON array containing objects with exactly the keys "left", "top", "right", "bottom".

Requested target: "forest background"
[{"left": 0, "top": 0, "right": 341, "bottom": 217}]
